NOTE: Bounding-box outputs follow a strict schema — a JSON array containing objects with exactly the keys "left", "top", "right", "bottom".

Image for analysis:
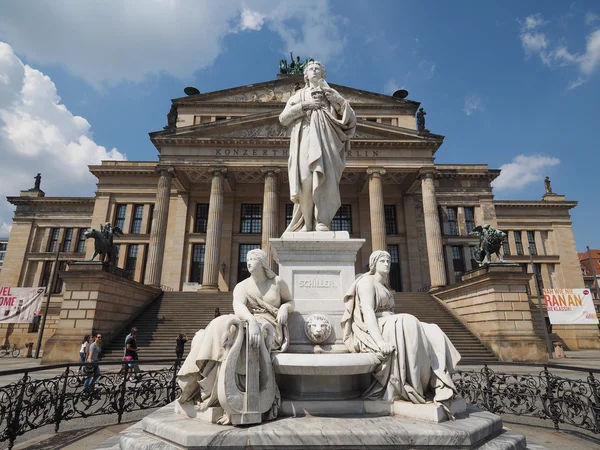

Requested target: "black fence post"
[
  {"left": 7, "top": 371, "right": 29, "bottom": 450},
  {"left": 482, "top": 364, "right": 492, "bottom": 412},
  {"left": 588, "top": 371, "right": 600, "bottom": 433},
  {"left": 543, "top": 366, "right": 560, "bottom": 431},
  {"left": 169, "top": 358, "right": 180, "bottom": 402},
  {"left": 117, "top": 365, "right": 128, "bottom": 424},
  {"left": 54, "top": 365, "right": 70, "bottom": 433}
]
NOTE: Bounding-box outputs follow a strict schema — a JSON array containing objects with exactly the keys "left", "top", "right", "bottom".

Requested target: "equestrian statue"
[
  {"left": 84, "top": 222, "right": 124, "bottom": 264},
  {"left": 469, "top": 224, "right": 507, "bottom": 266}
]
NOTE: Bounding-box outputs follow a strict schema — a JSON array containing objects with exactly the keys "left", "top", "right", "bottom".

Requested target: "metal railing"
[
  {"left": 1, "top": 360, "right": 599, "bottom": 448},
  {"left": 453, "top": 362, "right": 600, "bottom": 434},
  {"left": 0, "top": 359, "right": 181, "bottom": 449}
]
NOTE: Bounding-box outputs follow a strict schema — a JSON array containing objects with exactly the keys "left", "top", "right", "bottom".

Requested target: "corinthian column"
[
  {"left": 261, "top": 168, "right": 280, "bottom": 268},
  {"left": 420, "top": 170, "right": 447, "bottom": 288},
  {"left": 145, "top": 165, "right": 174, "bottom": 286},
  {"left": 367, "top": 167, "right": 387, "bottom": 252},
  {"left": 201, "top": 167, "right": 227, "bottom": 290}
]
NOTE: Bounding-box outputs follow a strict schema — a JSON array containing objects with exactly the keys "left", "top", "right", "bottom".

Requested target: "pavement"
[{"left": 2, "top": 351, "right": 600, "bottom": 449}]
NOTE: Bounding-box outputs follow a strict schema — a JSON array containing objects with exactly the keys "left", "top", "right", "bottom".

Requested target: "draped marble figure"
[
  {"left": 341, "top": 251, "right": 461, "bottom": 416},
  {"left": 176, "top": 249, "right": 295, "bottom": 423},
  {"left": 279, "top": 61, "right": 356, "bottom": 232}
]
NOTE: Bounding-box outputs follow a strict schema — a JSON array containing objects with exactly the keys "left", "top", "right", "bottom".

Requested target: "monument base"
[{"left": 97, "top": 402, "right": 543, "bottom": 449}]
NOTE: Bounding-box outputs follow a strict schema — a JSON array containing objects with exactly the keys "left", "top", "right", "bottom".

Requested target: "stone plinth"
[
  {"left": 270, "top": 231, "right": 364, "bottom": 351},
  {"left": 42, "top": 262, "right": 161, "bottom": 364},
  {"left": 435, "top": 264, "right": 548, "bottom": 362},
  {"left": 97, "top": 402, "right": 538, "bottom": 449}
]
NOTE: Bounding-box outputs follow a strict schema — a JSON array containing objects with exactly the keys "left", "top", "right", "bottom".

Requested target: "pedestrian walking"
[
  {"left": 83, "top": 334, "right": 102, "bottom": 392},
  {"left": 214, "top": 307, "right": 221, "bottom": 318},
  {"left": 125, "top": 328, "right": 141, "bottom": 380},
  {"left": 78, "top": 335, "right": 90, "bottom": 374},
  {"left": 175, "top": 333, "right": 188, "bottom": 360}
]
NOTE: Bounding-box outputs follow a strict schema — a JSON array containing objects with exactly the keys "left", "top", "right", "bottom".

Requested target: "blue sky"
[{"left": 0, "top": 1, "right": 598, "bottom": 250}]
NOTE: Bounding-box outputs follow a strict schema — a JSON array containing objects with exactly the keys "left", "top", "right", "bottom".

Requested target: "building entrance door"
[
  {"left": 237, "top": 243, "right": 261, "bottom": 284},
  {"left": 387, "top": 244, "right": 402, "bottom": 292}
]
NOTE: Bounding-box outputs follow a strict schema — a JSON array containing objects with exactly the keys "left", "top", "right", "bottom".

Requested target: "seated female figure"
[
  {"left": 177, "top": 249, "right": 295, "bottom": 420},
  {"left": 341, "top": 250, "right": 461, "bottom": 414}
]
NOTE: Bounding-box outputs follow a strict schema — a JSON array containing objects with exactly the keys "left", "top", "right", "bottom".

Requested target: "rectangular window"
[
  {"left": 130, "top": 205, "right": 144, "bottom": 234},
  {"left": 194, "top": 203, "right": 209, "bottom": 233},
  {"left": 240, "top": 204, "right": 262, "bottom": 234},
  {"left": 125, "top": 244, "right": 138, "bottom": 277},
  {"left": 40, "top": 261, "right": 53, "bottom": 287},
  {"left": 469, "top": 246, "right": 479, "bottom": 269},
  {"left": 502, "top": 238, "right": 510, "bottom": 256},
  {"left": 331, "top": 205, "right": 352, "bottom": 233},
  {"left": 146, "top": 204, "right": 155, "bottom": 234},
  {"left": 514, "top": 231, "right": 524, "bottom": 255},
  {"left": 446, "top": 207, "right": 458, "bottom": 236},
  {"left": 533, "top": 263, "right": 544, "bottom": 294},
  {"left": 0, "top": 243, "right": 7, "bottom": 251},
  {"left": 76, "top": 229, "right": 87, "bottom": 253},
  {"left": 451, "top": 246, "right": 465, "bottom": 282},
  {"left": 0, "top": 253, "right": 4, "bottom": 261},
  {"left": 285, "top": 204, "right": 294, "bottom": 229},
  {"left": 62, "top": 228, "right": 74, "bottom": 252},
  {"left": 387, "top": 244, "right": 402, "bottom": 292},
  {"left": 113, "top": 244, "right": 121, "bottom": 266},
  {"left": 384, "top": 205, "right": 397, "bottom": 235},
  {"left": 54, "top": 261, "right": 67, "bottom": 294},
  {"left": 114, "top": 204, "right": 127, "bottom": 230},
  {"left": 464, "top": 207, "right": 475, "bottom": 234},
  {"left": 190, "top": 244, "right": 206, "bottom": 283},
  {"left": 520, "top": 263, "right": 531, "bottom": 295},
  {"left": 47, "top": 228, "right": 60, "bottom": 252},
  {"left": 527, "top": 231, "right": 537, "bottom": 255}
]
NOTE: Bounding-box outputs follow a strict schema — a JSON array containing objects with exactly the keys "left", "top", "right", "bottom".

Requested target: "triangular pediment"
[
  {"left": 173, "top": 77, "right": 418, "bottom": 109},
  {"left": 152, "top": 112, "right": 442, "bottom": 142}
]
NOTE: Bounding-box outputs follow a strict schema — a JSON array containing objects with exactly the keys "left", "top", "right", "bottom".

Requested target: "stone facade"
[{"left": 0, "top": 74, "right": 594, "bottom": 355}]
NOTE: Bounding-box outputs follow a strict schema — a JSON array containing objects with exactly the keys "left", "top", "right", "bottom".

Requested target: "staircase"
[
  {"left": 102, "top": 292, "right": 234, "bottom": 360},
  {"left": 103, "top": 291, "right": 497, "bottom": 362},
  {"left": 395, "top": 292, "right": 497, "bottom": 362}
]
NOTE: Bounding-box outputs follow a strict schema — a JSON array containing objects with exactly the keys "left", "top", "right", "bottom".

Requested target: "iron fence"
[
  {"left": 453, "top": 362, "right": 600, "bottom": 434},
  {"left": 0, "top": 359, "right": 181, "bottom": 450},
  {"left": 1, "top": 360, "right": 600, "bottom": 449}
]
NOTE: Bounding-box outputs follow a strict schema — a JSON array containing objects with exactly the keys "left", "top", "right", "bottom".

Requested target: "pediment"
[
  {"left": 174, "top": 77, "right": 418, "bottom": 109},
  {"left": 154, "top": 113, "right": 440, "bottom": 142}
]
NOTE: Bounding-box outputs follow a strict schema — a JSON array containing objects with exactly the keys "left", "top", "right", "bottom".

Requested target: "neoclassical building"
[{"left": 0, "top": 73, "right": 588, "bottom": 351}]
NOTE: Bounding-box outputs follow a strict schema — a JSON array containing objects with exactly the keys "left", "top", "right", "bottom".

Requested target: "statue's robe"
[
  {"left": 279, "top": 86, "right": 356, "bottom": 231},
  {"left": 341, "top": 274, "right": 461, "bottom": 416}
]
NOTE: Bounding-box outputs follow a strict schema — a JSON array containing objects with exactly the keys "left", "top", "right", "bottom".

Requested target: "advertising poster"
[
  {"left": 0, "top": 286, "right": 46, "bottom": 324},
  {"left": 543, "top": 288, "right": 599, "bottom": 325}
]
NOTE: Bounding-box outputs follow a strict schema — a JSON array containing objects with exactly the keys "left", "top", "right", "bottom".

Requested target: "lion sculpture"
[
  {"left": 469, "top": 224, "right": 507, "bottom": 267},
  {"left": 304, "top": 314, "right": 332, "bottom": 344}
]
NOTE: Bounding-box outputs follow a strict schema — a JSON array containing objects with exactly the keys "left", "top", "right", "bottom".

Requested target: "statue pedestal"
[
  {"left": 270, "top": 231, "right": 365, "bottom": 352},
  {"left": 100, "top": 402, "right": 537, "bottom": 449}
]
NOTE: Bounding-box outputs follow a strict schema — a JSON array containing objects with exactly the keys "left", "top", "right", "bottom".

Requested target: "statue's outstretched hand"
[
  {"left": 277, "top": 307, "right": 289, "bottom": 325},
  {"left": 248, "top": 322, "right": 261, "bottom": 347}
]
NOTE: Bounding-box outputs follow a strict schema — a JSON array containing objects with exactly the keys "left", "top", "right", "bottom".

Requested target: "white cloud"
[
  {"left": 518, "top": 14, "right": 551, "bottom": 64},
  {"left": 0, "top": 42, "right": 125, "bottom": 233},
  {"left": 463, "top": 93, "right": 483, "bottom": 116},
  {"left": 492, "top": 154, "right": 560, "bottom": 191},
  {"left": 240, "top": 8, "right": 265, "bottom": 31},
  {"left": 0, "top": 1, "right": 347, "bottom": 88},
  {"left": 518, "top": 12, "right": 600, "bottom": 88}
]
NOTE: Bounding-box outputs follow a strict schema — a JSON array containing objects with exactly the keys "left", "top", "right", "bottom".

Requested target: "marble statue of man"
[{"left": 279, "top": 61, "right": 356, "bottom": 232}]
